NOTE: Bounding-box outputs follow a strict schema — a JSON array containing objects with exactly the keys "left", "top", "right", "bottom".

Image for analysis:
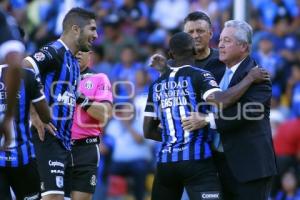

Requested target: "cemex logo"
[{"left": 201, "top": 192, "right": 220, "bottom": 199}]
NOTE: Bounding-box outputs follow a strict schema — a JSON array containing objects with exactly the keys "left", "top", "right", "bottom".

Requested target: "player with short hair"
[
  {"left": 23, "top": 7, "right": 98, "bottom": 200},
  {"left": 144, "top": 32, "right": 223, "bottom": 200}
]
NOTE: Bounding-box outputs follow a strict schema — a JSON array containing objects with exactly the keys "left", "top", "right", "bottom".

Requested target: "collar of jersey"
[
  {"left": 169, "top": 65, "right": 191, "bottom": 70},
  {"left": 58, "top": 39, "right": 69, "bottom": 50}
]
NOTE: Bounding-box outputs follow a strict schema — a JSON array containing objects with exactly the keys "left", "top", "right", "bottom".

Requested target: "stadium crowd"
[{"left": 1, "top": 0, "right": 300, "bottom": 199}]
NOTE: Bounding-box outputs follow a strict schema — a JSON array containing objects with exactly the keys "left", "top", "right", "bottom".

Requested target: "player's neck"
[
  {"left": 194, "top": 47, "right": 210, "bottom": 60},
  {"left": 60, "top": 35, "right": 78, "bottom": 55},
  {"left": 173, "top": 58, "right": 194, "bottom": 68}
]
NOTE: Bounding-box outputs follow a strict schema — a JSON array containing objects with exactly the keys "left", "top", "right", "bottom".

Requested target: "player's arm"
[
  {"left": 27, "top": 70, "right": 56, "bottom": 140},
  {"left": 22, "top": 45, "right": 57, "bottom": 75},
  {"left": 182, "top": 68, "right": 270, "bottom": 132},
  {"left": 143, "top": 85, "right": 162, "bottom": 141},
  {"left": 143, "top": 116, "right": 162, "bottom": 141},
  {"left": 29, "top": 71, "right": 50, "bottom": 124},
  {"left": 206, "top": 67, "right": 270, "bottom": 109},
  {"left": 76, "top": 93, "right": 113, "bottom": 123},
  {"left": 0, "top": 13, "right": 25, "bottom": 148}
]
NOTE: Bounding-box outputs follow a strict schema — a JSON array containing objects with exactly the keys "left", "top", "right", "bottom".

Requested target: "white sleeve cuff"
[
  {"left": 0, "top": 40, "right": 25, "bottom": 60},
  {"left": 25, "top": 56, "right": 40, "bottom": 75},
  {"left": 203, "top": 88, "right": 222, "bottom": 101},
  {"left": 31, "top": 95, "right": 45, "bottom": 103},
  {"left": 208, "top": 112, "right": 216, "bottom": 129},
  {"left": 144, "top": 111, "right": 158, "bottom": 118}
]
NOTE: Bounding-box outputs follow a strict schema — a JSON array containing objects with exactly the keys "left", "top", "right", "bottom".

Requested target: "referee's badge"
[
  {"left": 85, "top": 80, "right": 93, "bottom": 90},
  {"left": 56, "top": 176, "right": 64, "bottom": 188},
  {"left": 33, "top": 52, "right": 45, "bottom": 61}
]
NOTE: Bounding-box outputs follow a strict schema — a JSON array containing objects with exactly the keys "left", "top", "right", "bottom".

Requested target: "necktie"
[{"left": 213, "top": 68, "right": 233, "bottom": 152}]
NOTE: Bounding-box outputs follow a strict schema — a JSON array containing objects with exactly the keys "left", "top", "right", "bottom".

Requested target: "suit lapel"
[{"left": 228, "top": 56, "right": 256, "bottom": 88}]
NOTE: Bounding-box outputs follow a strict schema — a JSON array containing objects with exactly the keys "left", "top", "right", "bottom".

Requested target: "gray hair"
[{"left": 224, "top": 20, "right": 253, "bottom": 45}]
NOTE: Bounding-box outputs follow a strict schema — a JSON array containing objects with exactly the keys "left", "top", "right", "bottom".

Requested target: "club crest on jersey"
[
  {"left": 56, "top": 176, "right": 64, "bottom": 188},
  {"left": 85, "top": 81, "right": 93, "bottom": 90},
  {"left": 209, "top": 80, "right": 218, "bottom": 87},
  {"left": 33, "top": 52, "right": 45, "bottom": 61}
]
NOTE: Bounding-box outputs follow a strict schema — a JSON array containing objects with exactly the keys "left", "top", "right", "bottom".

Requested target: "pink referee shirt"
[{"left": 71, "top": 73, "right": 113, "bottom": 140}]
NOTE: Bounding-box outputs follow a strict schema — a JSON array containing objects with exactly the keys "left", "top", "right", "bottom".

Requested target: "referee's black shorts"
[
  {"left": 70, "top": 136, "right": 100, "bottom": 194},
  {"left": 152, "top": 158, "right": 222, "bottom": 200}
]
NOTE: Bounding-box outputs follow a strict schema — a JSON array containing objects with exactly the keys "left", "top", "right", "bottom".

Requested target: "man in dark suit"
[{"left": 182, "top": 20, "right": 277, "bottom": 200}]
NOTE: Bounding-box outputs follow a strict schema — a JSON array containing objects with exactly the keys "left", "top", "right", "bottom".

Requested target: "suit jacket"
[{"left": 215, "top": 56, "right": 277, "bottom": 183}]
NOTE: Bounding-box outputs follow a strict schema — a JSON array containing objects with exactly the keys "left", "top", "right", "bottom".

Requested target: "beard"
[{"left": 77, "top": 35, "right": 90, "bottom": 52}]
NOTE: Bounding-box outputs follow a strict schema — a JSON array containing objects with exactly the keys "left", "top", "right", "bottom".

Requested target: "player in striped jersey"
[
  {"left": 0, "top": 0, "right": 26, "bottom": 149},
  {"left": 144, "top": 32, "right": 222, "bottom": 200},
  {"left": 0, "top": 65, "right": 51, "bottom": 200},
  {"left": 23, "top": 8, "right": 98, "bottom": 200}
]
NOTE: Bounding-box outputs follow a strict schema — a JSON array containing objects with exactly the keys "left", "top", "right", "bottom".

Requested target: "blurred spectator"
[
  {"left": 101, "top": 14, "right": 139, "bottom": 62},
  {"left": 274, "top": 170, "right": 300, "bottom": 200},
  {"left": 117, "top": 0, "right": 150, "bottom": 42},
  {"left": 90, "top": 45, "right": 113, "bottom": 76},
  {"left": 272, "top": 16, "right": 300, "bottom": 62},
  {"left": 252, "top": 32, "right": 285, "bottom": 82},
  {"left": 110, "top": 45, "right": 143, "bottom": 101},
  {"left": 190, "top": 0, "right": 219, "bottom": 23},
  {"left": 254, "top": 0, "right": 297, "bottom": 29},
  {"left": 286, "top": 62, "right": 300, "bottom": 118},
  {"left": 151, "top": 0, "right": 189, "bottom": 30},
  {"left": 272, "top": 117, "right": 300, "bottom": 197},
  {"left": 106, "top": 104, "right": 153, "bottom": 200}
]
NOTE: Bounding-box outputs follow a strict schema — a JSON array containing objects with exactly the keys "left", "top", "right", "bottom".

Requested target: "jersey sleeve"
[
  {"left": 25, "top": 69, "right": 45, "bottom": 103},
  {"left": 94, "top": 74, "right": 113, "bottom": 103},
  {"left": 144, "top": 84, "right": 158, "bottom": 118},
  {"left": 24, "top": 45, "right": 58, "bottom": 76},
  {"left": 0, "top": 12, "right": 24, "bottom": 60},
  {"left": 196, "top": 70, "right": 221, "bottom": 101}
]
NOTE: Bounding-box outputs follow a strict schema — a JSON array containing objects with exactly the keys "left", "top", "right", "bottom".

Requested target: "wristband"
[{"left": 76, "top": 94, "right": 93, "bottom": 111}]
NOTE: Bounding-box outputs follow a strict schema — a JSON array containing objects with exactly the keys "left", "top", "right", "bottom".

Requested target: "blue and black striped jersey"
[
  {"left": 25, "top": 39, "right": 80, "bottom": 150},
  {"left": 144, "top": 65, "right": 221, "bottom": 163},
  {"left": 0, "top": 65, "right": 45, "bottom": 167}
]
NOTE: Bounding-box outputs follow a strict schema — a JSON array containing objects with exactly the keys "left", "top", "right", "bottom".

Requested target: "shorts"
[
  {"left": 32, "top": 129, "right": 72, "bottom": 197},
  {"left": 70, "top": 136, "right": 100, "bottom": 194},
  {"left": 0, "top": 159, "right": 40, "bottom": 200},
  {"left": 152, "top": 158, "right": 222, "bottom": 200}
]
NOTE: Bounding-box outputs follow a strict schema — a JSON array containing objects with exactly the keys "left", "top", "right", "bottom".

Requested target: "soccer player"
[
  {"left": 70, "top": 51, "right": 113, "bottom": 200},
  {"left": 0, "top": 0, "right": 25, "bottom": 148},
  {"left": 0, "top": 64, "right": 51, "bottom": 200},
  {"left": 23, "top": 8, "right": 98, "bottom": 200},
  {"left": 144, "top": 32, "right": 223, "bottom": 200}
]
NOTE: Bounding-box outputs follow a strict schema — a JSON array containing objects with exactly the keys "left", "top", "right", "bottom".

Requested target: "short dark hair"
[
  {"left": 62, "top": 7, "right": 96, "bottom": 32},
  {"left": 169, "top": 32, "right": 194, "bottom": 57},
  {"left": 184, "top": 11, "right": 212, "bottom": 28}
]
